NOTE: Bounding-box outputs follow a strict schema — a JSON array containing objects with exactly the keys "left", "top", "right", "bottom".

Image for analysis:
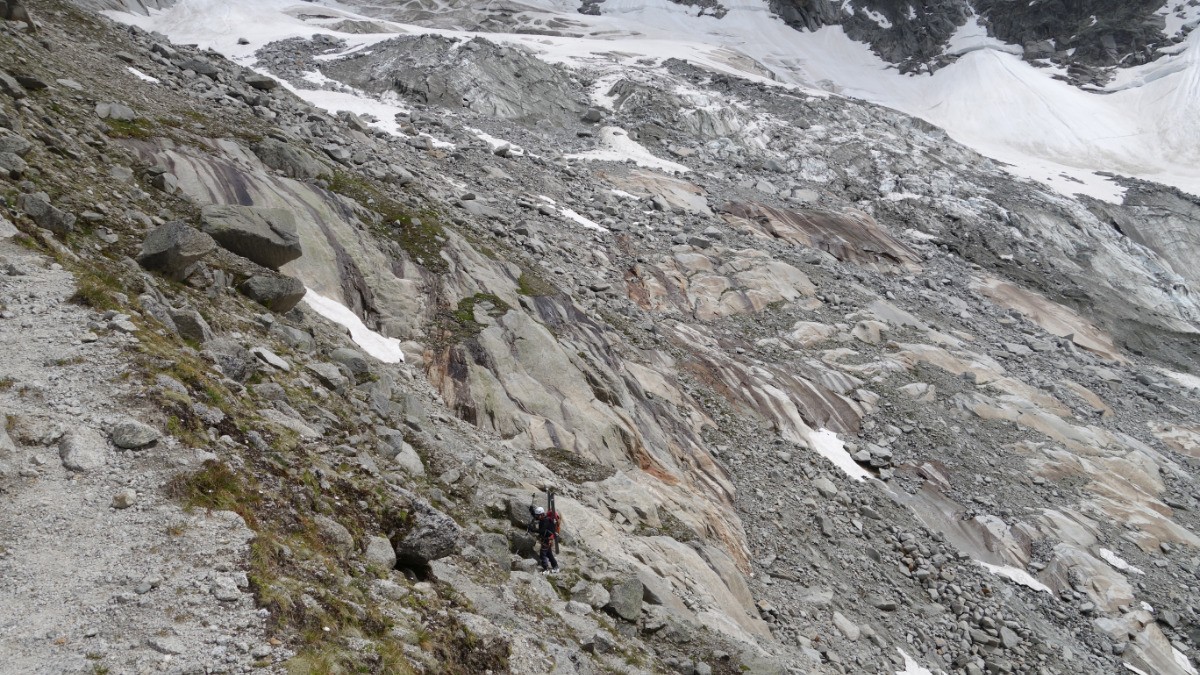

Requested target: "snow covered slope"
[{"left": 109, "top": 0, "right": 1200, "bottom": 203}]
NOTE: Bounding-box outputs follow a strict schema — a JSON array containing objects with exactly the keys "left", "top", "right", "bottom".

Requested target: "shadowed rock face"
[{"left": 720, "top": 202, "right": 922, "bottom": 273}]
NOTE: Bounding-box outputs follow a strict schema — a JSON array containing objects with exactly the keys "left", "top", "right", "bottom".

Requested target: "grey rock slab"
[
  {"left": 110, "top": 419, "right": 160, "bottom": 449},
  {"left": 137, "top": 221, "right": 217, "bottom": 280},
  {"left": 329, "top": 347, "right": 370, "bottom": 378},
  {"left": 199, "top": 204, "right": 302, "bottom": 270},
  {"left": 306, "top": 362, "right": 349, "bottom": 393},
  {"left": 0, "top": 133, "right": 32, "bottom": 157},
  {"left": 832, "top": 611, "right": 860, "bottom": 640},
  {"left": 251, "top": 346, "right": 290, "bottom": 372},
  {"left": 238, "top": 274, "right": 307, "bottom": 313},
  {"left": 251, "top": 138, "right": 329, "bottom": 180},
  {"left": 812, "top": 477, "right": 838, "bottom": 499},
  {"left": 169, "top": 308, "right": 214, "bottom": 343},
  {"left": 146, "top": 636, "right": 185, "bottom": 655},
  {"left": 17, "top": 192, "right": 75, "bottom": 234},
  {"left": 58, "top": 428, "right": 107, "bottom": 472}
]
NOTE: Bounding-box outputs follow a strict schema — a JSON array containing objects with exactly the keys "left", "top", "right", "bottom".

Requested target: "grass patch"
[
  {"left": 103, "top": 118, "right": 157, "bottom": 140},
  {"left": 326, "top": 171, "right": 448, "bottom": 273},
  {"left": 69, "top": 268, "right": 126, "bottom": 311},
  {"left": 166, "top": 460, "right": 260, "bottom": 525},
  {"left": 434, "top": 293, "right": 511, "bottom": 347},
  {"left": 516, "top": 270, "right": 558, "bottom": 297},
  {"left": 0, "top": 377, "right": 14, "bottom": 390}
]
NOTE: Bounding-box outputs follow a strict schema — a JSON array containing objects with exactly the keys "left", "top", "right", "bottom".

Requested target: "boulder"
[
  {"left": 203, "top": 339, "right": 257, "bottom": 383},
  {"left": 330, "top": 347, "right": 370, "bottom": 380},
  {"left": 17, "top": 192, "right": 75, "bottom": 234},
  {"left": 238, "top": 274, "right": 307, "bottom": 313},
  {"left": 572, "top": 582, "right": 610, "bottom": 610},
  {"left": 314, "top": 514, "right": 354, "bottom": 555},
  {"left": 395, "top": 500, "right": 461, "bottom": 571},
  {"left": 605, "top": 577, "right": 644, "bottom": 621},
  {"left": 251, "top": 138, "right": 329, "bottom": 180},
  {"left": 306, "top": 362, "right": 349, "bottom": 393},
  {"left": 137, "top": 222, "right": 217, "bottom": 280},
  {"left": 169, "top": 308, "right": 214, "bottom": 344},
  {"left": 365, "top": 535, "right": 397, "bottom": 569},
  {"left": 244, "top": 74, "right": 279, "bottom": 91},
  {"left": 59, "top": 428, "right": 107, "bottom": 472},
  {"left": 199, "top": 205, "right": 302, "bottom": 270},
  {"left": 94, "top": 102, "right": 137, "bottom": 121},
  {"left": 110, "top": 419, "right": 160, "bottom": 449}
]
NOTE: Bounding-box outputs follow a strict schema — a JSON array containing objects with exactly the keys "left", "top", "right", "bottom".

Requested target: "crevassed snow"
[
  {"left": 808, "top": 428, "right": 872, "bottom": 482},
  {"left": 977, "top": 562, "right": 1052, "bottom": 594},
  {"left": 127, "top": 67, "right": 160, "bottom": 83},
  {"left": 302, "top": 288, "right": 404, "bottom": 363},
  {"left": 565, "top": 126, "right": 690, "bottom": 173},
  {"left": 1099, "top": 547, "right": 1145, "bottom": 575},
  {"left": 895, "top": 649, "right": 933, "bottom": 675}
]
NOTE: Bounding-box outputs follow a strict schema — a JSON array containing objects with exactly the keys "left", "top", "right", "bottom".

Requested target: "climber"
[{"left": 529, "top": 504, "right": 560, "bottom": 574}]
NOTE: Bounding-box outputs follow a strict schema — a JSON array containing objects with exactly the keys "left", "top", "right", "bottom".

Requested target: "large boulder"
[
  {"left": 137, "top": 221, "right": 217, "bottom": 280},
  {"left": 394, "top": 499, "right": 461, "bottom": 571},
  {"left": 605, "top": 577, "right": 644, "bottom": 621},
  {"left": 17, "top": 191, "right": 75, "bottom": 234},
  {"left": 203, "top": 339, "right": 257, "bottom": 383},
  {"left": 365, "top": 535, "right": 397, "bottom": 570},
  {"left": 251, "top": 138, "right": 330, "bottom": 180},
  {"left": 238, "top": 274, "right": 307, "bottom": 313},
  {"left": 329, "top": 347, "right": 370, "bottom": 380},
  {"left": 110, "top": 418, "right": 160, "bottom": 449},
  {"left": 169, "top": 308, "right": 214, "bottom": 344},
  {"left": 59, "top": 428, "right": 107, "bottom": 472},
  {"left": 313, "top": 514, "right": 354, "bottom": 555},
  {"left": 199, "top": 205, "right": 302, "bottom": 270}
]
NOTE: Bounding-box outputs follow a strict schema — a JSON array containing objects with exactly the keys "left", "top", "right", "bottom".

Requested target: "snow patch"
[
  {"left": 302, "top": 289, "right": 404, "bottom": 363},
  {"left": 1176, "top": 648, "right": 1200, "bottom": 675},
  {"left": 566, "top": 126, "right": 690, "bottom": 173},
  {"left": 560, "top": 208, "right": 609, "bottom": 232},
  {"left": 466, "top": 127, "right": 525, "bottom": 156},
  {"left": 977, "top": 562, "right": 1052, "bottom": 593},
  {"left": 807, "top": 428, "right": 872, "bottom": 482},
  {"left": 895, "top": 649, "right": 933, "bottom": 675},
  {"left": 1160, "top": 368, "right": 1200, "bottom": 391},
  {"left": 126, "top": 66, "right": 159, "bottom": 83},
  {"left": 1099, "top": 547, "right": 1145, "bottom": 575}
]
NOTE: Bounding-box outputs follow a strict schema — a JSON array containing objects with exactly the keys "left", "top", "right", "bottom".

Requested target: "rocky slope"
[{"left": 0, "top": 1, "right": 1199, "bottom": 675}]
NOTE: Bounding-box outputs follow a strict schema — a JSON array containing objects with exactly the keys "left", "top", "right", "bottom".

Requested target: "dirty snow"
[
  {"left": 566, "top": 126, "right": 690, "bottom": 173},
  {"left": 896, "top": 649, "right": 934, "bottom": 675},
  {"left": 977, "top": 562, "right": 1052, "bottom": 594},
  {"left": 808, "top": 428, "right": 873, "bottom": 482},
  {"left": 1099, "top": 547, "right": 1145, "bottom": 575}
]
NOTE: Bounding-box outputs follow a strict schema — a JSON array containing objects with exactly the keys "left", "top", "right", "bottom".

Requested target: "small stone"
[
  {"left": 111, "top": 488, "right": 137, "bottom": 509},
  {"left": 211, "top": 576, "right": 241, "bottom": 602},
  {"left": 110, "top": 419, "right": 160, "bottom": 449},
  {"left": 146, "top": 636, "right": 185, "bottom": 655}
]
